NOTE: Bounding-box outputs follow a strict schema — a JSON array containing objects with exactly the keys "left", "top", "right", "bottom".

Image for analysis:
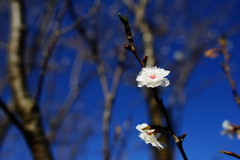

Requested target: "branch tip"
[
  {"left": 220, "top": 150, "right": 240, "bottom": 159},
  {"left": 123, "top": 44, "right": 132, "bottom": 51},
  {"left": 178, "top": 133, "right": 187, "bottom": 141},
  {"left": 143, "top": 56, "right": 148, "bottom": 66}
]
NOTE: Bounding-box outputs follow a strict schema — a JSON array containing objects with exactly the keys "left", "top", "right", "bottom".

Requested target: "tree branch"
[
  {"left": 57, "top": 4, "right": 100, "bottom": 36},
  {"left": 220, "top": 150, "right": 240, "bottom": 159},
  {"left": 69, "top": 3, "right": 126, "bottom": 160},
  {"left": 0, "top": 98, "right": 24, "bottom": 133},
  {"left": 102, "top": 49, "right": 126, "bottom": 160},
  {"left": 49, "top": 46, "right": 86, "bottom": 142},
  {"left": 220, "top": 36, "right": 240, "bottom": 107},
  {"left": 68, "top": 1, "right": 109, "bottom": 99},
  {"left": 34, "top": 0, "right": 71, "bottom": 103},
  {"left": 122, "top": 0, "right": 155, "bottom": 66},
  {"left": 8, "top": 0, "right": 53, "bottom": 159},
  {"left": 26, "top": 0, "right": 58, "bottom": 72},
  {"left": 119, "top": 14, "right": 188, "bottom": 160}
]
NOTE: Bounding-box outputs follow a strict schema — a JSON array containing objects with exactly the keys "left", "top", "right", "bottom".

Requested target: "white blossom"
[
  {"left": 221, "top": 120, "right": 234, "bottom": 139},
  {"left": 136, "top": 123, "right": 166, "bottom": 150},
  {"left": 136, "top": 66, "right": 170, "bottom": 88},
  {"left": 221, "top": 120, "right": 240, "bottom": 140}
]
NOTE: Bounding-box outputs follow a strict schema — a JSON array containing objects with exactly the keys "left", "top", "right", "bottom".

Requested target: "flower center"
[
  {"left": 146, "top": 131, "right": 155, "bottom": 135},
  {"left": 149, "top": 75, "right": 156, "bottom": 79}
]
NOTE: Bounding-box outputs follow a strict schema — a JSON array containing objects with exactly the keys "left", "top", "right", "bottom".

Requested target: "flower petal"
[
  {"left": 136, "top": 123, "right": 149, "bottom": 132},
  {"left": 136, "top": 123, "right": 166, "bottom": 150},
  {"left": 136, "top": 66, "right": 170, "bottom": 88}
]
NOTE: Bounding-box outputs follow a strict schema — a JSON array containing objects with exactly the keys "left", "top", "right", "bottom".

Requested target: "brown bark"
[{"left": 8, "top": 0, "right": 53, "bottom": 160}]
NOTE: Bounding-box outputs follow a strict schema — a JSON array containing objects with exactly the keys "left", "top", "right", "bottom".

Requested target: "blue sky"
[{"left": 1, "top": 0, "right": 240, "bottom": 160}]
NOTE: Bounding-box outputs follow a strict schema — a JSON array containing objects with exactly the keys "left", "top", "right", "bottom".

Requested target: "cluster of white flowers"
[
  {"left": 136, "top": 123, "right": 167, "bottom": 150},
  {"left": 221, "top": 120, "right": 240, "bottom": 140},
  {"left": 135, "top": 66, "right": 170, "bottom": 150}
]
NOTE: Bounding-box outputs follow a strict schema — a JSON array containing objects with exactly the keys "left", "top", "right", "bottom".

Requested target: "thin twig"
[
  {"left": 26, "top": 0, "right": 57, "bottom": 69},
  {"left": 57, "top": 4, "right": 100, "bottom": 36},
  {"left": 119, "top": 13, "right": 188, "bottom": 160},
  {"left": 220, "top": 150, "right": 240, "bottom": 159},
  {"left": 122, "top": 0, "right": 155, "bottom": 65},
  {"left": 49, "top": 46, "right": 86, "bottom": 142},
  {"left": 0, "top": 118, "right": 10, "bottom": 149},
  {"left": 102, "top": 49, "right": 126, "bottom": 160},
  {"left": 68, "top": 2, "right": 109, "bottom": 100},
  {"left": 119, "top": 14, "right": 145, "bottom": 67},
  {"left": 0, "top": 98, "right": 24, "bottom": 133},
  {"left": 35, "top": 0, "right": 100, "bottom": 103},
  {"left": 34, "top": 0, "right": 71, "bottom": 103},
  {"left": 220, "top": 36, "right": 240, "bottom": 107},
  {"left": 69, "top": 3, "right": 125, "bottom": 160},
  {"left": 114, "top": 113, "right": 133, "bottom": 160}
]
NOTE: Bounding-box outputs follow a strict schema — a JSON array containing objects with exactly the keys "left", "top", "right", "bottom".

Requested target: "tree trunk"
[{"left": 8, "top": 0, "right": 53, "bottom": 160}]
